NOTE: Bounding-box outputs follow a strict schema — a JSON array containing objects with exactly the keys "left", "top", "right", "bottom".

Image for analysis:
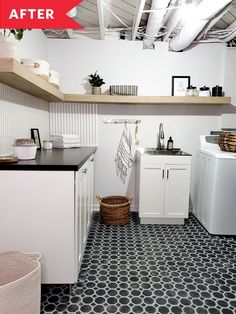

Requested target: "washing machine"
[{"left": 193, "top": 135, "right": 236, "bottom": 235}]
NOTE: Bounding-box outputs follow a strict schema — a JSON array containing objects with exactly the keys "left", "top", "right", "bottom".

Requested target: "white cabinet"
[
  {"left": 137, "top": 153, "right": 191, "bottom": 224},
  {"left": 75, "top": 155, "right": 94, "bottom": 273},
  {"left": 0, "top": 154, "right": 95, "bottom": 284}
]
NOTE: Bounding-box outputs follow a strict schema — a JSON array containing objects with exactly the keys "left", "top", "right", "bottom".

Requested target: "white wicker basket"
[
  {"left": 0, "top": 36, "right": 20, "bottom": 62},
  {"left": 21, "top": 58, "right": 50, "bottom": 80},
  {"left": 49, "top": 70, "right": 60, "bottom": 89},
  {"left": 0, "top": 251, "right": 41, "bottom": 314}
]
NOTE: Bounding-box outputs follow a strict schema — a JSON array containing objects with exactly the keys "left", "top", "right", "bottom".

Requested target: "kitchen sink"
[{"left": 140, "top": 148, "right": 190, "bottom": 156}]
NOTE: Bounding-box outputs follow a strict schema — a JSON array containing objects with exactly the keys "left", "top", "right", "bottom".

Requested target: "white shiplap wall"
[
  {"left": 0, "top": 84, "right": 49, "bottom": 140},
  {"left": 50, "top": 102, "right": 98, "bottom": 146}
]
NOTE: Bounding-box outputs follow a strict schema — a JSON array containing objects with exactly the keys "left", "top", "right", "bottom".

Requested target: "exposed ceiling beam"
[
  {"left": 97, "top": 0, "right": 105, "bottom": 40},
  {"left": 132, "top": 0, "right": 146, "bottom": 41}
]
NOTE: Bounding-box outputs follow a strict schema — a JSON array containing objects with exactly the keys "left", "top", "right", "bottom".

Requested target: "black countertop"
[{"left": 0, "top": 147, "right": 97, "bottom": 171}]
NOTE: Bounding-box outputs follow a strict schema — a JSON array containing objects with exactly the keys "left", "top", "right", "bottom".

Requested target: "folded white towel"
[
  {"left": 50, "top": 134, "right": 80, "bottom": 140},
  {"left": 53, "top": 143, "right": 81, "bottom": 149},
  {"left": 51, "top": 138, "right": 81, "bottom": 144}
]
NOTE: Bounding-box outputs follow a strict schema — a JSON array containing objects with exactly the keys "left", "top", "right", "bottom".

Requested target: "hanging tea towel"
[{"left": 115, "top": 123, "right": 135, "bottom": 183}]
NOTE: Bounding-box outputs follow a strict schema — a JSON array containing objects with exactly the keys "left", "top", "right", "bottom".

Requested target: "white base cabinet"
[
  {"left": 0, "top": 154, "right": 94, "bottom": 284},
  {"left": 136, "top": 153, "right": 191, "bottom": 224}
]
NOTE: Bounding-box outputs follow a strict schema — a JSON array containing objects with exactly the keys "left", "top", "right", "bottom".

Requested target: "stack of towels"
[{"left": 50, "top": 134, "right": 81, "bottom": 149}]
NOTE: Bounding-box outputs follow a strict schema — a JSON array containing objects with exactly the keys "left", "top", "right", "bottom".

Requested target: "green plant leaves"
[
  {"left": 9, "top": 29, "right": 31, "bottom": 41},
  {"left": 88, "top": 71, "right": 105, "bottom": 87}
]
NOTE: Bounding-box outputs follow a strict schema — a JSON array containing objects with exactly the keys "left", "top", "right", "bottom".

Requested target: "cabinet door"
[
  {"left": 139, "top": 163, "right": 165, "bottom": 217},
  {"left": 0, "top": 171, "right": 75, "bottom": 284},
  {"left": 165, "top": 165, "right": 191, "bottom": 218},
  {"left": 87, "top": 156, "right": 94, "bottom": 226}
]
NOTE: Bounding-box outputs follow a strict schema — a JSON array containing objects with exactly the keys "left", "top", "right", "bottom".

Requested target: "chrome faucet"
[{"left": 157, "top": 123, "right": 165, "bottom": 150}]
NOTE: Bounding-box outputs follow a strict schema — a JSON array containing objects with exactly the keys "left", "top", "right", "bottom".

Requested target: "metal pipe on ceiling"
[
  {"left": 145, "top": 0, "right": 171, "bottom": 42},
  {"left": 169, "top": 0, "right": 232, "bottom": 51}
]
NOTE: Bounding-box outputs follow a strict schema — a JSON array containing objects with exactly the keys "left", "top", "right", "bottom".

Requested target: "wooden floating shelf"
[
  {"left": 64, "top": 94, "right": 231, "bottom": 105},
  {"left": 0, "top": 58, "right": 64, "bottom": 102},
  {"left": 0, "top": 59, "right": 231, "bottom": 105}
]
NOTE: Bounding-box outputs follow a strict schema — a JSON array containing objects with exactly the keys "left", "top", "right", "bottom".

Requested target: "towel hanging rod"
[{"left": 103, "top": 119, "right": 141, "bottom": 124}]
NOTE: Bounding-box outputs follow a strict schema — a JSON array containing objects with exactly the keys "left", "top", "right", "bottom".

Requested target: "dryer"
[{"left": 193, "top": 135, "right": 236, "bottom": 235}]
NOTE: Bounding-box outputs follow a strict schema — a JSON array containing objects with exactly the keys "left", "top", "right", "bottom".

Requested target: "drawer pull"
[{"left": 82, "top": 168, "right": 88, "bottom": 174}]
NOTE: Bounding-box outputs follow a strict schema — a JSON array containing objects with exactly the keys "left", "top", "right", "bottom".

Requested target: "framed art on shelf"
[
  {"left": 31, "top": 128, "right": 41, "bottom": 149},
  {"left": 172, "top": 76, "right": 191, "bottom": 96}
]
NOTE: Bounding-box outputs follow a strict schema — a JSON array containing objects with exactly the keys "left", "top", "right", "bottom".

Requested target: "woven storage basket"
[
  {"left": 97, "top": 195, "right": 131, "bottom": 226},
  {"left": 0, "top": 251, "right": 41, "bottom": 314},
  {"left": 218, "top": 132, "right": 236, "bottom": 152}
]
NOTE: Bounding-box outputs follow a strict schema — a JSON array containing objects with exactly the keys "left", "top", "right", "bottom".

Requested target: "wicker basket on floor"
[
  {"left": 96, "top": 195, "right": 132, "bottom": 226},
  {"left": 218, "top": 132, "right": 236, "bottom": 152}
]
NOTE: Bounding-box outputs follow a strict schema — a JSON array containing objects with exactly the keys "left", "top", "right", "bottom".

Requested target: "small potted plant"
[
  {"left": 0, "top": 29, "right": 30, "bottom": 61},
  {"left": 88, "top": 71, "right": 105, "bottom": 95}
]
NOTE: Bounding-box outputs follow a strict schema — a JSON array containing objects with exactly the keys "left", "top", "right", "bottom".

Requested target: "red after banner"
[{"left": 0, "top": 0, "right": 84, "bottom": 29}]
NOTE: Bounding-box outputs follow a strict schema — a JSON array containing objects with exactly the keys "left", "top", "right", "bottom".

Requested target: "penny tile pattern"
[{"left": 41, "top": 213, "right": 236, "bottom": 313}]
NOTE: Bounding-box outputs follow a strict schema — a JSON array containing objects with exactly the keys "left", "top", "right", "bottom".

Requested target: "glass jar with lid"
[{"left": 186, "top": 85, "right": 198, "bottom": 96}]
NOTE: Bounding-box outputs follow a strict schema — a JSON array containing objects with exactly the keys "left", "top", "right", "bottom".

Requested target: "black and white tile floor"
[{"left": 41, "top": 213, "right": 236, "bottom": 314}]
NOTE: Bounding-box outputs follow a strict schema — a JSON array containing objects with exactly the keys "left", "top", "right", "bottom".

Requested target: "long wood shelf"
[
  {"left": 64, "top": 94, "right": 231, "bottom": 104},
  {"left": 0, "top": 59, "right": 231, "bottom": 105},
  {"left": 0, "top": 58, "right": 64, "bottom": 102}
]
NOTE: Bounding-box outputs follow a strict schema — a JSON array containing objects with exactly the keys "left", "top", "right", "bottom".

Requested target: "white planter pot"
[{"left": 0, "top": 35, "right": 20, "bottom": 62}]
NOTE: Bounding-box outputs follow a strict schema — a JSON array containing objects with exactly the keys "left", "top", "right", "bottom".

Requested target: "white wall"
[
  {"left": 0, "top": 30, "right": 49, "bottom": 144},
  {"left": 222, "top": 48, "right": 236, "bottom": 128},
  {"left": 15, "top": 29, "right": 47, "bottom": 59},
  {"left": 47, "top": 39, "right": 232, "bottom": 208},
  {"left": 47, "top": 40, "right": 226, "bottom": 95}
]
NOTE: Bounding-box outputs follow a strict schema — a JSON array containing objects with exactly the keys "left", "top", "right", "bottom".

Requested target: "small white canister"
[
  {"left": 199, "top": 86, "right": 211, "bottom": 97},
  {"left": 21, "top": 59, "right": 50, "bottom": 81},
  {"left": 43, "top": 141, "right": 53, "bottom": 150}
]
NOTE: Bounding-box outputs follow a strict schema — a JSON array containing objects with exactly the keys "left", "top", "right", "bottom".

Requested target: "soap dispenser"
[{"left": 167, "top": 137, "right": 173, "bottom": 150}]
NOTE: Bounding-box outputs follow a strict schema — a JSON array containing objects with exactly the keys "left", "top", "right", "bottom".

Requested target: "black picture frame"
[
  {"left": 172, "top": 76, "right": 191, "bottom": 96},
  {"left": 31, "top": 128, "right": 41, "bottom": 149}
]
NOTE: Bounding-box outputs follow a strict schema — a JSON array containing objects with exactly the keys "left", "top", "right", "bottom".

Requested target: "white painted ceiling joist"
[
  {"left": 97, "top": 0, "right": 105, "bottom": 40},
  {"left": 132, "top": 0, "right": 146, "bottom": 40}
]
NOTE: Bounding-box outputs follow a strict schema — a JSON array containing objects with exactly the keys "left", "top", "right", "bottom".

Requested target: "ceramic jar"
[
  {"left": 92, "top": 86, "right": 101, "bottom": 95},
  {"left": 199, "top": 86, "right": 211, "bottom": 97}
]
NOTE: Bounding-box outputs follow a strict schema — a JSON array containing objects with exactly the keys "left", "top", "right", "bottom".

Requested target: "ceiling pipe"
[
  {"left": 199, "top": 3, "right": 232, "bottom": 40},
  {"left": 145, "top": 0, "right": 171, "bottom": 42},
  {"left": 223, "top": 20, "right": 236, "bottom": 42},
  {"left": 169, "top": 0, "right": 232, "bottom": 52}
]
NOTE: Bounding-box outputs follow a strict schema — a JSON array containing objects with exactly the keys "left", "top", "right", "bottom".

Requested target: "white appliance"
[{"left": 193, "top": 135, "right": 236, "bottom": 235}]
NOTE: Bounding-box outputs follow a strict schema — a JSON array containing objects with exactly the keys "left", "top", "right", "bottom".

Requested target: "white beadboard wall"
[
  {"left": 0, "top": 84, "right": 49, "bottom": 140},
  {"left": 50, "top": 102, "right": 97, "bottom": 146}
]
